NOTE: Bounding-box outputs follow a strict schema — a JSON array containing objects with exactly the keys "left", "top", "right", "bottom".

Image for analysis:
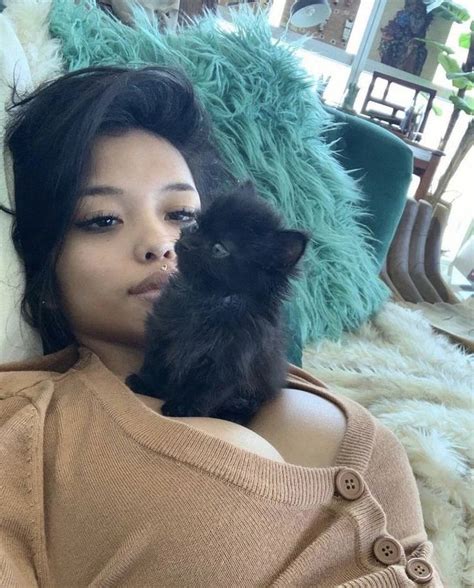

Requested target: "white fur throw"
[
  {"left": 303, "top": 300, "right": 474, "bottom": 587},
  {"left": 0, "top": 0, "right": 64, "bottom": 362}
]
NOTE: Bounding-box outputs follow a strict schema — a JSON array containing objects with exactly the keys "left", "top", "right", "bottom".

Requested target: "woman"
[{"left": 0, "top": 66, "right": 443, "bottom": 586}]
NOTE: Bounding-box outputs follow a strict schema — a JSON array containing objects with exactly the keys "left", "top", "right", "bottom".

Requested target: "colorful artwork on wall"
[
  {"left": 369, "top": 0, "right": 452, "bottom": 81},
  {"left": 378, "top": 0, "right": 434, "bottom": 76}
]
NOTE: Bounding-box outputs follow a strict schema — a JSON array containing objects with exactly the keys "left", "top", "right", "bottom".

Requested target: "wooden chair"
[{"left": 361, "top": 72, "right": 436, "bottom": 141}]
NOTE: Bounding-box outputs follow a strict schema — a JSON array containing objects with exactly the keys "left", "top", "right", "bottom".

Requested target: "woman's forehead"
[
  {"left": 86, "top": 130, "right": 196, "bottom": 184},
  {"left": 79, "top": 130, "right": 201, "bottom": 207}
]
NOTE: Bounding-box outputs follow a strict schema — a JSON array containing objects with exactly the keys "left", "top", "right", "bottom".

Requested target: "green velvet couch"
[
  {"left": 287, "top": 108, "right": 413, "bottom": 366},
  {"left": 323, "top": 107, "right": 414, "bottom": 270}
]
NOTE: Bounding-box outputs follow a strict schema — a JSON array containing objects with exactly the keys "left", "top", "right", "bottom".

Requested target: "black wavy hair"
[{"left": 1, "top": 65, "right": 235, "bottom": 355}]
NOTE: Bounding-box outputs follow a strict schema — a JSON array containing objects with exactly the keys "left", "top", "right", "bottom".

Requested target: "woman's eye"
[
  {"left": 212, "top": 243, "right": 229, "bottom": 258},
  {"left": 166, "top": 209, "right": 197, "bottom": 223},
  {"left": 74, "top": 209, "right": 197, "bottom": 233},
  {"left": 74, "top": 214, "right": 121, "bottom": 231}
]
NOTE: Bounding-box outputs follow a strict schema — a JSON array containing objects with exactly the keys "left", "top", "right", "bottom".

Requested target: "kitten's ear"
[
  {"left": 237, "top": 179, "right": 258, "bottom": 197},
  {"left": 271, "top": 230, "right": 310, "bottom": 270}
]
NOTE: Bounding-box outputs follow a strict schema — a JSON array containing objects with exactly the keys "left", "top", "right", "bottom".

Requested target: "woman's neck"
[{"left": 77, "top": 336, "right": 145, "bottom": 382}]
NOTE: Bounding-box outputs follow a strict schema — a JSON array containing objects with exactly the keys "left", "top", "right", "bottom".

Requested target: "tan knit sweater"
[{"left": 0, "top": 345, "right": 444, "bottom": 587}]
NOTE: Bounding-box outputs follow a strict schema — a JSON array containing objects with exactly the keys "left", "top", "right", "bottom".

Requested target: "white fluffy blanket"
[
  {"left": 0, "top": 0, "right": 63, "bottom": 362},
  {"left": 303, "top": 300, "right": 474, "bottom": 587}
]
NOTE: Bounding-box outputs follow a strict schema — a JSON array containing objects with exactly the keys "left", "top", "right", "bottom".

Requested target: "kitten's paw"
[
  {"left": 161, "top": 400, "right": 200, "bottom": 418},
  {"left": 212, "top": 407, "right": 255, "bottom": 426},
  {"left": 125, "top": 373, "right": 145, "bottom": 393},
  {"left": 126, "top": 373, "right": 164, "bottom": 399}
]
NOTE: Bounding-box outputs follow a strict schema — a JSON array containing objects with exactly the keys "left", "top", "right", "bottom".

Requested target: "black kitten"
[{"left": 126, "top": 181, "right": 310, "bottom": 426}]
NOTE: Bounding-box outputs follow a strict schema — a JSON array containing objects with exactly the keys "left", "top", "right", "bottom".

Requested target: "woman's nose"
[
  {"left": 135, "top": 241, "right": 177, "bottom": 264},
  {"left": 145, "top": 246, "right": 176, "bottom": 263}
]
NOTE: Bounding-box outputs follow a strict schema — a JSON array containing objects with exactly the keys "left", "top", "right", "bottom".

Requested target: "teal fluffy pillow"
[{"left": 48, "top": 0, "right": 389, "bottom": 348}]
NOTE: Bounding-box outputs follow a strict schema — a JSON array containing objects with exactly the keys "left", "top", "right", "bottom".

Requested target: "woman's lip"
[
  {"left": 132, "top": 289, "right": 162, "bottom": 301},
  {"left": 129, "top": 270, "right": 172, "bottom": 295}
]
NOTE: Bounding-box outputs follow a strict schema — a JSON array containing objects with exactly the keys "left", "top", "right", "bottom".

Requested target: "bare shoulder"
[{"left": 247, "top": 387, "right": 347, "bottom": 467}]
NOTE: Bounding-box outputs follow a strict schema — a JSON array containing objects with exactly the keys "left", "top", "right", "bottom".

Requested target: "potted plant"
[{"left": 418, "top": 1, "right": 472, "bottom": 203}]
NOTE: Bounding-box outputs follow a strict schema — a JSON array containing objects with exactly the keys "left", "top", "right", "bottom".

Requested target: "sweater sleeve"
[
  {"left": 0, "top": 389, "right": 46, "bottom": 587},
  {"left": 365, "top": 420, "right": 445, "bottom": 586}
]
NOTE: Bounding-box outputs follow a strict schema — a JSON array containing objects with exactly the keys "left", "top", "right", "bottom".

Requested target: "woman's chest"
[{"left": 135, "top": 387, "right": 347, "bottom": 467}]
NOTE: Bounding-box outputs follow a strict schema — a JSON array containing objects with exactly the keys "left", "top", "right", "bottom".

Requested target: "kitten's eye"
[
  {"left": 211, "top": 243, "right": 229, "bottom": 258},
  {"left": 189, "top": 223, "right": 199, "bottom": 233}
]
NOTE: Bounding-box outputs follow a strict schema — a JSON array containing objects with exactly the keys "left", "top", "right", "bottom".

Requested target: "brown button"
[
  {"left": 335, "top": 468, "right": 364, "bottom": 500},
  {"left": 373, "top": 536, "right": 403, "bottom": 565},
  {"left": 406, "top": 558, "right": 434, "bottom": 583}
]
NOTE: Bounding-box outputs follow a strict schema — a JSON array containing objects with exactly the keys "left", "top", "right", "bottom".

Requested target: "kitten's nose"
[
  {"left": 176, "top": 241, "right": 188, "bottom": 252},
  {"left": 181, "top": 222, "right": 199, "bottom": 237},
  {"left": 177, "top": 224, "right": 199, "bottom": 252}
]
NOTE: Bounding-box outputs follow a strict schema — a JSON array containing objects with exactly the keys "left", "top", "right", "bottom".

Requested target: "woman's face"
[{"left": 56, "top": 129, "right": 201, "bottom": 349}]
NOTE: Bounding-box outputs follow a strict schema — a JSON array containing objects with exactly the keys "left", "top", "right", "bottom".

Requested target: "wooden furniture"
[
  {"left": 406, "top": 140, "right": 445, "bottom": 201},
  {"left": 98, "top": 0, "right": 216, "bottom": 23},
  {"left": 351, "top": 110, "right": 445, "bottom": 200},
  {"left": 180, "top": 0, "right": 215, "bottom": 19},
  {"left": 388, "top": 129, "right": 445, "bottom": 200},
  {"left": 361, "top": 72, "right": 436, "bottom": 141}
]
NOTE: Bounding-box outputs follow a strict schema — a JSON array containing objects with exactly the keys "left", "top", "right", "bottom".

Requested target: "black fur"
[{"left": 126, "top": 181, "right": 310, "bottom": 425}]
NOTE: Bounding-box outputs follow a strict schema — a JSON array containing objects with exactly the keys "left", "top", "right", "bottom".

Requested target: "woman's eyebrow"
[{"left": 79, "top": 183, "right": 197, "bottom": 197}]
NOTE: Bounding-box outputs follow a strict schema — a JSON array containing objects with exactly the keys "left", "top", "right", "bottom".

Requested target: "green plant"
[
  {"left": 417, "top": 20, "right": 473, "bottom": 115},
  {"left": 417, "top": 6, "right": 473, "bottom": 203},
  {"left": 423, "top": 0, "right": 470, "bottom": 23}
]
